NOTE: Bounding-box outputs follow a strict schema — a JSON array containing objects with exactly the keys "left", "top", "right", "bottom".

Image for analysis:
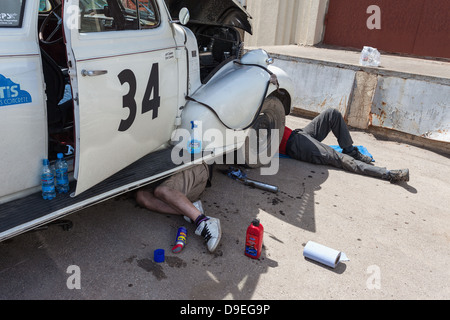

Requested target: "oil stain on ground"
[{"left": 129, "top": 255, "right": 187, "bottom": 281}]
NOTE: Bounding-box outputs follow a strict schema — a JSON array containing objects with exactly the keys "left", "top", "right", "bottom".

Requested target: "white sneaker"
[
  {"left": 184, "top": 200, "right": 204, "bottom": 223},
  {"left": 195, "top": 217, "right": 222, "bottom": 253}
]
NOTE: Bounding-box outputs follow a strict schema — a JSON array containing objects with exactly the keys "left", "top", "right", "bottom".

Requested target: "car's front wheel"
[{"left": 242, "top": 96, "right": 286, "bottom": 168}]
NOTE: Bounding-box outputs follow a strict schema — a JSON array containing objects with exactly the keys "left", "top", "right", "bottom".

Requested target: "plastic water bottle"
[
  {"left": 187, "top": 120, "right": 202, "bottom": 154},
  {"left": 359, "top": 46, "right": 381, "bottom": 67},
  {"left": 41, "top": 159, "right": 56, "bottom": 200},
  {"left": 55, "top": 153, "right": 69, "bottom": 193}
]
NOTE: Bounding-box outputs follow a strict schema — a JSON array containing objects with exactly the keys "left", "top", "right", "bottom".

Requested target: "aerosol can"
[
  {"left": 245, "top": 219, "right": 264, "bottom": 259},
  {"left": 172, "top": 227, "right": 187, "bottom": 253}
]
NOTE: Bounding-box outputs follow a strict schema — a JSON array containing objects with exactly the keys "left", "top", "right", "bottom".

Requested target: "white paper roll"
[{"left": 303, "top": 241, "right": 349, "bottom": 268}]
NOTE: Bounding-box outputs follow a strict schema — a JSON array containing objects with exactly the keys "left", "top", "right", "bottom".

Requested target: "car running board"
[{"left": 0, "top": 147, "right": 182, "bottom": 242}]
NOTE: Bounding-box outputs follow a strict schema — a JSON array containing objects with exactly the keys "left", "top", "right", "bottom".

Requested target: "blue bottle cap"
[
  {"left": 43, "top": 159, "right": 49, "bottom": 165},
  {"left": 154, "top": 249, "right": 165, "bottom": 263},
  {"left": 57, "top": 153, "right": 63, "bottom": 159}
]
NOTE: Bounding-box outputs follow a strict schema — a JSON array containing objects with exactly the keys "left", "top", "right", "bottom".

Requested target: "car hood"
[{"left": 164, "top": 0, "right": 252, "bottom": 34}]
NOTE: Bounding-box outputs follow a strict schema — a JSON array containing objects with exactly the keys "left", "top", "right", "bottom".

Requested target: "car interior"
[{"left": 38, "top": 0, "right": 74, "bottom": 162}]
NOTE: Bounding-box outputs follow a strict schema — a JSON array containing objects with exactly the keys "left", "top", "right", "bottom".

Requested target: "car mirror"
[{"left": 178, "top": 7, "right": 190, "bottom": 25}]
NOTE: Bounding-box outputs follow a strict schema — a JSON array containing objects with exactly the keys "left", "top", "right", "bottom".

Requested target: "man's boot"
[{"left": 388, "top": 169, "right": 409, "bottom": 183}]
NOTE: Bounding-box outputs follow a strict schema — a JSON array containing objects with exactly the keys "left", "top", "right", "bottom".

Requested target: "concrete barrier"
[
  {"left": 273, "top": 59, "right": 355, "bottom": 117},
  {"left": 251, "top": 45, "right": 450, "bottom": 155},
  {"left": 371, "top": 77, "right": 450, "bottom": 142}
]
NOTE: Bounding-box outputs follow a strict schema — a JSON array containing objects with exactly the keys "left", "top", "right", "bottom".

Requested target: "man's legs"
[
  {"left": 302, "top": 108, "right": 372, "bottom": 163},
  {"left": 135, "top": 189, "right": 182, "bottom": 215},
  {"left": 302, "top": 108, "right": 354, "bottom": 149},
  {"left": 286, "top": 131, "right": 397, "bottom": 181},
  {"left": 136, "top": 186, "right": 203, "bottom": 222},
  {"left": 135, "top": 164, "right": 221, "bottom": 252}
]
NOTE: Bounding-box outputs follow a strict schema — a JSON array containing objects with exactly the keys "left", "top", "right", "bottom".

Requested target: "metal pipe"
[{"left": 240, "top": 178, "right": 279, "bottom": 193}]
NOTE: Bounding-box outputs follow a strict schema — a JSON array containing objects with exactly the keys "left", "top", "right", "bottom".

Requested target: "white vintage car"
[{"left": 0, "top": 0, "right": 293, "bottom": 241}]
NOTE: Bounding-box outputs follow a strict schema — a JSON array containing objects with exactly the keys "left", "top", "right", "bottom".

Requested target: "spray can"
[
  {"left": 172, "top": 226, "right": 187, "bottom": 253},
  {"left": 245, "top": 219, "right": 264, "bottom": 259}
]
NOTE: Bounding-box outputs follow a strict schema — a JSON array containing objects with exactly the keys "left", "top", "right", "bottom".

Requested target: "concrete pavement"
[{"left": 0, "top": 114, "right": 449, "bottom": 300}]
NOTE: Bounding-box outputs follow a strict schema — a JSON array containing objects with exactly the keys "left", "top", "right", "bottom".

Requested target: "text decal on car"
[
  {"left": 0, "top": 74, "right": 32, "bottom": 107},
  {"left": 117, "top": 63, "right": 161, "bottom": 132}
]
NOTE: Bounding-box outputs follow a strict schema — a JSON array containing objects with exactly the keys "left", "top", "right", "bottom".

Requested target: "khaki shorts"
[{"left": 159, "top": 163, "right": 210, "bottom": 202}]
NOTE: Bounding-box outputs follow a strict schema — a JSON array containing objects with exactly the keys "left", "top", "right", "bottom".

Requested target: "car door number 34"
[{"left": 117, "top": 63, "right": 161, "bottom": 132}]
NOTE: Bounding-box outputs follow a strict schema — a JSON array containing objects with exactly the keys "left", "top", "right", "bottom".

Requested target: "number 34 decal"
[{"left": 117, "top": 63, "right": 161, "bottom": 132}]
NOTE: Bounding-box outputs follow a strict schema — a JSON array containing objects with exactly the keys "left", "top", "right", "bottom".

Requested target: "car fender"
[
  {"left": 177, "top": 50, "right": 293, "bottom": 152},
  {"left": 267, "top": 64, "right": 294, "bottom": 113}
]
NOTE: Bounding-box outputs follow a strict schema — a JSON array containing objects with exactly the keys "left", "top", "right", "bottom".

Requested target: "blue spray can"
[{"left": 172, "top": 226, "right": 187, "bottom": 253}]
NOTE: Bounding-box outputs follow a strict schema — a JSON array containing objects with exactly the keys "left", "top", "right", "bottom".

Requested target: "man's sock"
[{"left": 194, "top": 214, "right": 209, "bottom": 227}]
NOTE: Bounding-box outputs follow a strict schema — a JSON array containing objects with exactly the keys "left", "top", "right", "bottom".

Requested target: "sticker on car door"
[{"left": 0, "top": 74, "right": 32, "bottom": 107}]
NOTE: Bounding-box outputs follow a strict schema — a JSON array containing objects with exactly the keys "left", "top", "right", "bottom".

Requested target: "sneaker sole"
[{"left": 208, "top": 220, "right": 222, "bottom": 253}]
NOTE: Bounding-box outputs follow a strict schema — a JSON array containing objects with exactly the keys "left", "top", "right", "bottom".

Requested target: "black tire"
[{"left": 242, "top": 96, "right": 286, "bottom": 168}]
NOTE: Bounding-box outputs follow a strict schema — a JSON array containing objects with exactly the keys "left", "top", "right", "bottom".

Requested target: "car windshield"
[{"left": 0, "top": 0, "right": 26, "bottom": 28}]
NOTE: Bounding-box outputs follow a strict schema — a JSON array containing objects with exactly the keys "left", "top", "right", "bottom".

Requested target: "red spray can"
[{"left": 245, "top": 219, "right": 264, "bottom": 259}]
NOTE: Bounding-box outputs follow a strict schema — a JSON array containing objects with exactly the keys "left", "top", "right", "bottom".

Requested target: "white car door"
[
  {"left": 0, "top": 0, "right": 47, "bottom": 200},
  {"left": 64, "top": 0, "right": 181, "bottom": 196}
]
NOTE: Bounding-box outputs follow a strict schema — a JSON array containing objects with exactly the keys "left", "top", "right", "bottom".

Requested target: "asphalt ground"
[{"left": 0, "top": 114, "right": 449, "bottom": 302}]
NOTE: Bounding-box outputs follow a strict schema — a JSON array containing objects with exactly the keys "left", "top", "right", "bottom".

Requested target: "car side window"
[
  {"left": 0, "top": 0, "right": 26, "bottom": 28},
  {"left": 79, "top": 0, "right": 159, "bottom": 33}
]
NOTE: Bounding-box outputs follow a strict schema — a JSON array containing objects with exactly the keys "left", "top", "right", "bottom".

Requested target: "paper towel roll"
[{"left": 303, "top": 241, "right": 349, "bottom": 268}]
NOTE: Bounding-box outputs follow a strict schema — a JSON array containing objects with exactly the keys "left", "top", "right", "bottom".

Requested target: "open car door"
[{"left": 64, "top": 0, "right": 180, "bottom": 196}]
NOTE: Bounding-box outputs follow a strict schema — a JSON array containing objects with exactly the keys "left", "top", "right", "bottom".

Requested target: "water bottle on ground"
[
  {"left": 55, "top": 153, "right": 69, "bottom": 193},
  {"left": 359, "top": 46, "right": 381, "bottom": 67},
  {"left": 41, "top": 159, "right": 56, "bottom": 200}
]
